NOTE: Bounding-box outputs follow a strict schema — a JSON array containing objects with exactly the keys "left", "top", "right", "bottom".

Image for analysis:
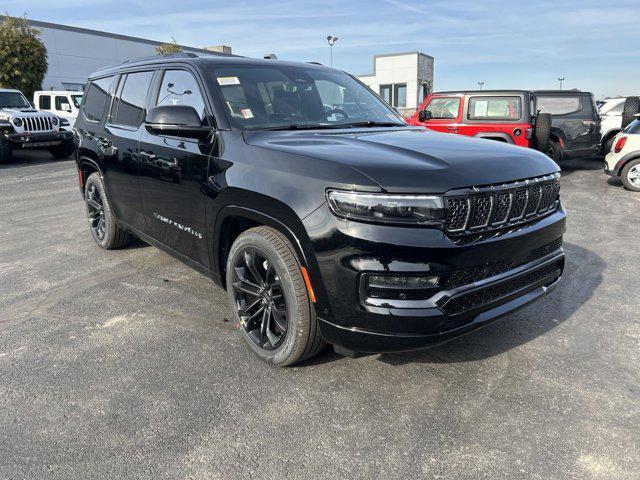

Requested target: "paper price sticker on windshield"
[
  {"left": 240, "top": 109, "right": 254, "bottom": 119},
  {"left": 217, "top": 77, "right": 240, "bottom": 86}
]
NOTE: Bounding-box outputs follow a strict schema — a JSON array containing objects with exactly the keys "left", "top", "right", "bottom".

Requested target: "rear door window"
[
  {"left": 82, "top": 76, "right": 114, "bottom": 122},
  {"left": 425, "top": 97, "right": 460, "bottom": 119},
  {"left": 111, "top": 71, "right": 154, "bottom": 127},
  {"left": 536, "top": 96, "right": 581, "bottom": 115},
  {"left": 38, "top": 95, "right": 51, "bottom": 110},
  {"left": 468, "top": 96, "right": 521, "bottom": 120}
]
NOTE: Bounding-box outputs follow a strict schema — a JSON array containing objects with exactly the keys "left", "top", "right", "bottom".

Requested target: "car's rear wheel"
[
  {"left": 0, "top": 138, "right": 13, "bottom": 164},
  {"left": 84, "top": 172, "right": 131, "bottom": 249},
  {"left": 226, "top": 226, "right": 325, "bottom": 366},
  {"left": 621, "top": 159, "right": 640, "bottom": 192},
  {"left": 48, "top": 139, "right": 75, "bottom": 159},
  {"left": 546, "top": 139, "right": 561, "bottom": 163}
]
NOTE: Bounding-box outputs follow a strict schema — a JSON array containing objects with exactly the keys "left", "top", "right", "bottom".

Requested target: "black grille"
[
  {"left": 446, "top": 260, "right": 563, "bottom": 315},
  {"left": 444, "top": 259, "right": 513, "bottom": 289},
  {"left": 527, "top": 237, "right": 563, "bottom": 262},
  {"left": 444, "top": 175, "right": 560, "bottom": 236}
]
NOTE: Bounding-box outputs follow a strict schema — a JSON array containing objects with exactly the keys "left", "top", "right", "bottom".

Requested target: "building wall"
[
  {"left": 13, "top": 19, "right": 218, "bottom": 91},
  {"left": 357, "top": 52, "right": 434, "bottom": 116}
]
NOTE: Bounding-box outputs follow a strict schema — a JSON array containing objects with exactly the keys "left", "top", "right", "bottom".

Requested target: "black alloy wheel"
[
  {"left": 232, "top": 247, "right": 288, "bottom": 350},
  {"left": 86, "top": 182, "right": 106, "bottom": 240}
]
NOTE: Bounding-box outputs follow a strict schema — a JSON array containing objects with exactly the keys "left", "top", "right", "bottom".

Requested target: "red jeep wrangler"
[{"left": 407, "top": 90, "right": 551, "bottom": 154}]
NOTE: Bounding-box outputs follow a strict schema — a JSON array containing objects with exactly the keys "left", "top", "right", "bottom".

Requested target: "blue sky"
[{"left": 7, "top": 0, "right": 639, "bottom": 98}]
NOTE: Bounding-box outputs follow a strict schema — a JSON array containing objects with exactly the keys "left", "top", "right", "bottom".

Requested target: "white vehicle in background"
[
  {"left": 604, "top": 115, "right": 640, "bottom": 192},
  {"left": 33, "top": 90, "right": 83, "bottom": 130},
  {"left": 598, "top": 96, "right": 640, "bottom": 152}
]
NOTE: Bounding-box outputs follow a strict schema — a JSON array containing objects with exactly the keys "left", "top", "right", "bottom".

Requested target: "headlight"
[
  {"left": 327, "top": 190, "right": 445, "bottom": 225},
  {"left": 12, "top": 118, "right": 23, "bottom": 127},
  {"left": 60, "top": 118, "right": 70, "bottom": 126},
  {"left": 51, "top": 117, "right": 59, "bottom": 125}
]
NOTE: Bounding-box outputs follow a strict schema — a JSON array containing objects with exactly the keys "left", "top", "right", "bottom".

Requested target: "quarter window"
[
  {"left": 425, "top": 97, "right": 460, "bottom": 119},
  {"left": 536, "top": 96, "right": 581, "bottom": 115},
  {"left": 468, "top": 96, "right": 522, "bottom": 120},
  {"left": 111, "top": 71, "right": 153, "bottom": 127},
  {"left": 156, "top": 70, "right": 207, "bottom": 124},
  {"left": 83, "top": 76, "right": 114, "bottom": 122},
  {"left": 38, "top": 95, "right": 51, "bottom": 110}
]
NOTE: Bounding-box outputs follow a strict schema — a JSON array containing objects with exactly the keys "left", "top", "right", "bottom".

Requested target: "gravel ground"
[{"left": 0, "top": 151, "right": 638, "bottom": 479}]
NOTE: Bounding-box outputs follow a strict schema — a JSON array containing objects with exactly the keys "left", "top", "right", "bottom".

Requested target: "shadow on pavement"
[
  {"left": 0, "top": 150, "right": 73, "bottom": 170},
  {"left": 559, "top": 154, "right": 604, "bottom": 176}
]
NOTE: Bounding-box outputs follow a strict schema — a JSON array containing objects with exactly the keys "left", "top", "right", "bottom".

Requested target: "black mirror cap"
[{"left": 145, "top": 105, "right": 211, "bottom": 140}]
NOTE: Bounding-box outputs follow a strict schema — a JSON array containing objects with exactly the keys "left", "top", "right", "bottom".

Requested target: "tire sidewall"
[
  {"left": 226, "top": 231, "right": 308, "bottom": 366},
  {"left": 85, "top": 173, "right": 117, "bottom": 248},
  {"left": 622, "top": 159, "right": 640, "bottom": 192}
]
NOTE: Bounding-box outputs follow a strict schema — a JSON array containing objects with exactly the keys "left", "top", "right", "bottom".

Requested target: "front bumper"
[
  {"left": 302, "top": 204, "right": 566, "bottom": 353},
  {"left": 5, "top": 130, "right": 73, "bottom": 148}
]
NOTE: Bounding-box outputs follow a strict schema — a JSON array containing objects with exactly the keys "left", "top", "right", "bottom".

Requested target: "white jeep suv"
[{"left": 0, "top": 88, "right": 75, "bottom": 163}]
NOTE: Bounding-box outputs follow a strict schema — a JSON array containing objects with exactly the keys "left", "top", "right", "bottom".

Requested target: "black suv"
[
  {"left": 533, "top": 90, "right": 601, "bottom": 161},
  {"left": 74, "top": 53, "right": 566, "bottom": 366}
]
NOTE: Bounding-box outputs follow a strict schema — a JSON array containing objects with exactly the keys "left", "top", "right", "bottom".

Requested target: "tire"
[
  {"left": 534, "top": 113, "right": 551, "bottom": 153},
  {"left": 84, "top": 172, "right": 131, "bottom": 249},
  {"left": 48, "top": 139, "right": 75, "bottom": 159},
  {"left": 621, "top": 159, "right": 640, "bottom": 192},
  {"left": 226, "top": 226, "right": 325, "bottom": 366},
  {"left": 621, "top": 97, "right": 640, "bottom": 129},
  {"left": 546, "top": 139, "right": 562, "bottom": 163},
  {"left": 602, "top": 133, "right": 618, "bottom": 154},
  {"left": 0, "top": 138, "right": 13, "bottom": 164}
]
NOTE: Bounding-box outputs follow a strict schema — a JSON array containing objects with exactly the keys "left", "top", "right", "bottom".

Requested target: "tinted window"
[
  {"left": 55, "top": 96, "right": 71, "bottom": 110},
  {"left": 380, "top": 85, "right": 392, "bottom": 104},
  {"left": 536, "top": 96, "right": 581, "bottom": 115},
  {"left": 82, "top": 76, "right": 114, "bottom": 122},
  {"left": 38, "top": 95, "right": 51, "bottom": 110},
  {"left": 624, "top": 119, "right": 640, "bottom": 134},
  {"left": 425, "top": 97, "right": 460, "bottom": 119},
  {"left": 71, "top": 95, "right": 83, "bottom": 109},
  {"left": 468, "top": 96, "right": 521, "bottom": 120},
  {"left": 112, "top": 71, "right": 153, "bottom": 127},
  {"left": 156, "top": 70, "right": 206, "bottom": 124}
]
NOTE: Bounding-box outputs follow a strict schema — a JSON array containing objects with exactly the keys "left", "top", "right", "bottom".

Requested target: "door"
[
  {"left": 415, "top": 95, "right": 463, "bottom": 134},
  {"left": 535, "top": 94, "right": 600, "bottom": 152},
  {"left": 139, "top": 68, "right": 214, "bottom": 267},
  {"left": 99, "top": 70, "right": 155, "bottom": 231}
]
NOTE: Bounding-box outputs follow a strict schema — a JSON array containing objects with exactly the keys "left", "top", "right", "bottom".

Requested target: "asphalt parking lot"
[{"left": 1, "top": 151, "right": 639, "bottom": 479}]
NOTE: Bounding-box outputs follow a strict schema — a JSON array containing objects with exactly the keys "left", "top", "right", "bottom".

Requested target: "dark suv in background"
[
  {"left": 74, "top": 53, "right": 566, "bottom": 366},
  {"left": 409, "top": 89, "right": 601, "bottom": 162}
]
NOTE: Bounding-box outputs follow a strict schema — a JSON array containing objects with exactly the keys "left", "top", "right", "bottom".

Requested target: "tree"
[
  {"left": 155, "top": 37, "right": 182, "bottom": 55},
  {"left": 0, "top": 15, "right": 48, "bottom": 99}
]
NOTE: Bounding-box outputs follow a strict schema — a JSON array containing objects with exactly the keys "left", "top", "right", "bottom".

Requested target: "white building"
[
  {"left": 1, "top": 17, "right": 230, "bottom": 91},
  {"left": 356, "top": 52, "right": 434, "bottom": 116}
]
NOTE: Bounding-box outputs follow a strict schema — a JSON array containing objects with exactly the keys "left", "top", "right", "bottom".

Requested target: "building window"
[
  {"left": 379, "top": 85, "right": 392, "bottom": 105},
  {"left": 380, "top": 83, "right": 406, "bottom": 108}
]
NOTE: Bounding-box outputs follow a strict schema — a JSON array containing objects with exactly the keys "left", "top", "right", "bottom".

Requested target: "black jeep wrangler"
[
  {"left": 533, "top": 90, "right": 601, "bottom": 161},
  {"left": 74, "top": 53, "right": 566, "bottom": 366}
]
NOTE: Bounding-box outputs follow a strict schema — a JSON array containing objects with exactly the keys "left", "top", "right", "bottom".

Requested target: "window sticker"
[
  {"left": 217, "top": 76, "right": 241, "bottom": 86},
  {"left": 240, "top": 108, "right": 254, "bottom": 119},
  {"left": 473, "top": 100, "right": 488, "bottom": 117}
]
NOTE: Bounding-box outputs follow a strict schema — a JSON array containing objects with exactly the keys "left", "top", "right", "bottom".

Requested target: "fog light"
[{"left": 368, "top": 274, "right": 439, "bottom": 288}]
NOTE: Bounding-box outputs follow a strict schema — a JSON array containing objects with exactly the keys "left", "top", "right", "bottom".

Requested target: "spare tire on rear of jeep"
[
  {"left": 622, "top": 97, "right": 640, "bottom": 129},
  {"left": 534, "top": 113, "right": 551, "bottom": 153}
]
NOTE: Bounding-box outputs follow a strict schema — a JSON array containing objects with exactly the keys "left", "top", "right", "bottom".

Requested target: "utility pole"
[
  {"left": 558, "top": 76, "right": 565, "bottom": 90},
  {"left": 326, "top": 35, "right": 338, "bottom": 67},
  {"left": 477, "top": 81, "right": 484, "bottom": 90}
]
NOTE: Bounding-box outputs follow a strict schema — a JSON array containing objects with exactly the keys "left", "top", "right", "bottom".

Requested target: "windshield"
[
  {"left": 624, "top": 118, "right": 640, "bottom": 134},
  {"left": 0, "top": 91, "right": 30, "bottom": 109},
  {"left": 71, "top": 94, "right": 83, "bottom": 109},
  {"left": 208, "top": 65, "right": 405, "bottom": 130}
]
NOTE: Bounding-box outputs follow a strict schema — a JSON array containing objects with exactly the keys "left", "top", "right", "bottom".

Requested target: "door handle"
[
  {"left": 140, "top": 151, "right": 157, "bottom": 162},
  {"left": 97, "top": 137, "right": 117, "bottom": 155}
]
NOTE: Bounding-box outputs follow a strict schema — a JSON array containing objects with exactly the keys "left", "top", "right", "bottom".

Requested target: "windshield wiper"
[
  {"left": 341, "top": 121, "right": 407, "bottom": 128},
  {"left": 258, "top": 124, "right": 347, "bottom": 131}
]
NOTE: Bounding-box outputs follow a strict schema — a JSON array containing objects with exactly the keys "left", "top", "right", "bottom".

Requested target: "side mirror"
[
  {"left": 418, "top": 109, "right": 432, "bottom": 122},
  {"left": 145, "top": 105, "right": 211, "bottom": 140}
]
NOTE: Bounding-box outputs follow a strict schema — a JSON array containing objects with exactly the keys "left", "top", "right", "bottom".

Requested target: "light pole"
[
  {"left": 558, "top": 76, "right": 565, "bottom": 90},
  {"left": 477, "top": 81, "right": 484, "bottom": 90},
  {"left": 326, "top": 35, "right": 338, "bottom": 67}
]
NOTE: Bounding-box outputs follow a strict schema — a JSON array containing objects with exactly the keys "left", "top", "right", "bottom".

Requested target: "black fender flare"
[{"left": 473, "top": 132, "right": 514, "bottom": 144}]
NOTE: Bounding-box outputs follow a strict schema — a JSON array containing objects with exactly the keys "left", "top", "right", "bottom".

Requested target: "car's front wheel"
[
  {"left": 226, "top": 226, "right": 325, "bottom": 366},
  {"left": 621, "top": 159, "right": 640, "bottom": 192},
  {"left": 546, "top": 140, "right": 562, "bottom": 163},
  {"left": 84, "top": 172, "right": 131, "bottom": 249}
]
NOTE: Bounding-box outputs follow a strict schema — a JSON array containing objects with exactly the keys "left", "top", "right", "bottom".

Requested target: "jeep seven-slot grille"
[
  {"left": 444, "top": 175, "right": 560, "bottom": 235},
  {"left": 20, "top": 116, "right": 54, "bottom": 132}
]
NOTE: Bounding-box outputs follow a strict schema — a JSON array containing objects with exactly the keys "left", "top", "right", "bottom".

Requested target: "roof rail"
[
  {"left": 95, "top": 50, "right": 237, "bottom": 72},
  {"left": 306, "top": 61, "right": 323, "bottom": 65}
]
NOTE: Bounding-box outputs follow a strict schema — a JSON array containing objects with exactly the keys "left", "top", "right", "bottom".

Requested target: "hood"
[
  {"left": 244, "top": 127, "right": 560, "bottom": 193},
  {"left": 0, "top": 107, "right": 55, "bottom": 117}
]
